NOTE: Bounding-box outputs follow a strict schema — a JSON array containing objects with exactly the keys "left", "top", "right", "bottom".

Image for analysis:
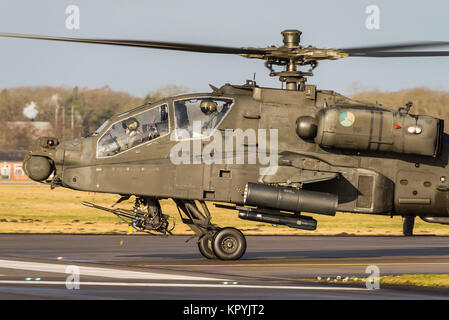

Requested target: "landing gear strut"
[
  {"left": 174, "top": 199, "right": 247, "bottom": 260},
  {"left": 402, "top": 216, "right": 415, "bottom": 236}
]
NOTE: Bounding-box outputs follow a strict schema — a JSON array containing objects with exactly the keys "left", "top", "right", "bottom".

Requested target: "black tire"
[
  {"left": 198, "top": 234, "right": 217, "bottom": 259},
  {"left": 212, "top": 227, "right": 246, "bottom": 261},
  {"left": 402, "top": 216, "right": 415, "bottom": 236}
]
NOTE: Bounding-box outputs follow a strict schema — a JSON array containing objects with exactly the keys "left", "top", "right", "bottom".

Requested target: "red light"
[{"left": 394, "top": 125, "right": 402, "bottom": 129}]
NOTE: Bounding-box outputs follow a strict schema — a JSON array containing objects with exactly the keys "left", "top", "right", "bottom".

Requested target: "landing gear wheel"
[
  {"left": 198, "top": 233, "right": 217, "bottom": 259},
  {"left": 402, "top": 216, "right": 415, "bottom": 236},
  {"left": 212, "top": 227, "right": 246, "bottom": 261}
]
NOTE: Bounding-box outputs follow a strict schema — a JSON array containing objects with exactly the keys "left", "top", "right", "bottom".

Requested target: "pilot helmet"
[
  {"left": 122, "top": 117, "right": 139, "bottom": 131},
  {"left": 200, "top": 101, "right": 217, "bottom": 115}
]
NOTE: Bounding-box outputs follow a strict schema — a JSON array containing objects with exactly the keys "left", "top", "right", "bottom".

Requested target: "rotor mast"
[
  {"left": 259, "top": 30, "right": 316, "bottom": 91},
  {"left": 281, "top": 30, "right": 304, "bottom": 91}
]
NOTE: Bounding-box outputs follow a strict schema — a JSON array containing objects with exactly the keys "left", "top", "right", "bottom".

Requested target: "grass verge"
[
  {"left": 304, "top": 274, "right": 449, "bottom": 289},
  {"left": 1, "top": 183, "right": 449, "bottom": 235},
  {"left": 380, "top": 274, "right": 449, "bottom": 288}
]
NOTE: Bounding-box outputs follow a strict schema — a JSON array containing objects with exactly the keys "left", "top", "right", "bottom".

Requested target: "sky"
[{"left": 0, "top": 0, "right": 448, "bottom": 98}]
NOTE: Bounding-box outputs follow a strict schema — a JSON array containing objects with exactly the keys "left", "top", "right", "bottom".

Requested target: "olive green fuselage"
[{"left": 26, "top": 83, "right": 449, "bottom": 218}]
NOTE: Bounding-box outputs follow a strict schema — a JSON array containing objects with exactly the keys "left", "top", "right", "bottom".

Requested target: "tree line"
[
  {"left": 0, "top": 84, "right": 188, "bottom": 150},
  {"left": 352, "top": 87, "right": 449, "bottom": 122},
  {"left": 1, "top": 85, "right": 449, "bottom": 151}
]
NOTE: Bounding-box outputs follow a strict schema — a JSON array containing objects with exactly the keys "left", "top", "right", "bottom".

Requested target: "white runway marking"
[
  {"left": 0, "top": 280, "right": 367, "bottom": 291},
  {"left": 0, "top": 259, "right": 224, "bottom": 281}
]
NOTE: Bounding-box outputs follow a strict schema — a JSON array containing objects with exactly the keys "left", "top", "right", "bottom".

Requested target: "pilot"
[
  {"left": 121, "top": 117, "right": 143, "bottom": 150},
  {"left": 200, "top": 100, "right": 217, "bottom": 116},
  {"left": 200, "top": 100, "right": 231, "bottom": 132}
]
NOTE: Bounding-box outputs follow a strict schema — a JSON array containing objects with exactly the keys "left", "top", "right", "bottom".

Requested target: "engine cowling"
[{"left": 296, "top": 107, "right": 443, "bottom": 157}]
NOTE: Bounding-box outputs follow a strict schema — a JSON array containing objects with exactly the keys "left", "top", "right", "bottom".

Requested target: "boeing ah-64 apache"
[{"left": 2, "top": 30, "right": 449, "bottom": 260}]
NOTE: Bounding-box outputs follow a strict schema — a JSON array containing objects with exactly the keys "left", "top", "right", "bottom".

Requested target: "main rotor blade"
[
  {"left": 0, "top": 32, "right": 266, "bottom": 55},
  {"left": 349, "top": 51, "right": 449, "bottom": 57},
  {"left": 342, "top": 41, "right": 449, "bottom": 54}
]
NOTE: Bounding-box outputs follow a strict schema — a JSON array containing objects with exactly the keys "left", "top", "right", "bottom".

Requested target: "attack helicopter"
[{"left": 2, "top": 30, "right": 449, "bottom": 260}]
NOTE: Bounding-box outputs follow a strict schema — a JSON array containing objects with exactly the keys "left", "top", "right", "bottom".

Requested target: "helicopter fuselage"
[{"left": 23, "top": 83, "right": 449, "bottom": 221}]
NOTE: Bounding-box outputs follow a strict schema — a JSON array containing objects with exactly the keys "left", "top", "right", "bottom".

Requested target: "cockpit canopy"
[
  {"left": 95, "top": 97, "right": 234, "bottom": 158},
  {"left": 174, "top": 97, "right": 233, "bottom": 139},
  {"left": 97, "top": 104, "right": 169, "bottom": 157}
]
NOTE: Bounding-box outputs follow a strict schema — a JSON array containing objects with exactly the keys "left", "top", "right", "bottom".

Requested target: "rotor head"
[{"left": 281, "top": 30, "right": 302, "bottom": 48}]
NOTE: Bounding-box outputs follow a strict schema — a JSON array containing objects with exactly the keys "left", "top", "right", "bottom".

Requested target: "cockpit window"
[
  {"left": 91, "top": 120, "right": 110, "bottom": 137},
  {"left": 97, "top": 104, "right": 169, "bottom": 157},
  {"left": 174, "top": 97, "right": 233, "bottom": 139}
]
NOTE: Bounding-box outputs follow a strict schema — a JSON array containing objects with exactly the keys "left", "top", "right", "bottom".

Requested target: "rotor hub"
[
  {"left": 280, "top": 30, "right": 305, "bottom": 90},
  {"left": 242, "top": 29, "right": 345, "bottom": 90},
  {"left": 281, "top": 30, "right": 302, "bottom": 48}
]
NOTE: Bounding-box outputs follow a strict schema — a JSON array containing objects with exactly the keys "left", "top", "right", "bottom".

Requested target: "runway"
[{"left": 0, "top": 234, "right": 448, "bottom": 300}]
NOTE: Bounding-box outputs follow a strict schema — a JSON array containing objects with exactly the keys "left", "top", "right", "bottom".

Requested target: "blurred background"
[
  {"left": 0, "top": 0, "right": 449, "bottom": 151},
  {"left": 1, "top": 0, "right": 449, "bottom": 149},
  {"left": 1, "top": 0, "right": 449, "bottom": 235}
]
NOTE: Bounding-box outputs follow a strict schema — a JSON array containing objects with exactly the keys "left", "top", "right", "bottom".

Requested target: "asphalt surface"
[{"left": 0, "top": 234, "right": 448, "bottom": 300}]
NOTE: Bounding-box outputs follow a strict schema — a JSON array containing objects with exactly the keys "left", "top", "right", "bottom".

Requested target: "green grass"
[
  {"left": 1, "top": 183, "right": 449, "bottom": 235},
  {"left": 380, "top": 274, "right": 449, "bottom": 288},
  {"left": 304, "top": 274, "right": 449, "bottom": 289}
]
